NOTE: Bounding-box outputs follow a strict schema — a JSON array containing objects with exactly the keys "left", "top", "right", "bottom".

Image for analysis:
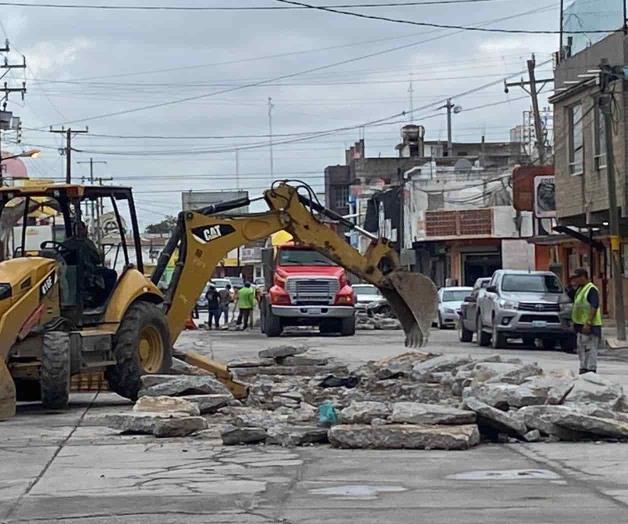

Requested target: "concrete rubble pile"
[
  {"left": 355, "top": 311, "right": 402, "bottom": 331},
  {"left": 100, "top": 346, "right": 628, "bottom": 449}
]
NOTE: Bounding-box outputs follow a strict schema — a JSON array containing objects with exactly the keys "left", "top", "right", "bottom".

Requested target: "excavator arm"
[{"left": 153, "top": 182, "right": 437, "bottom": 352}]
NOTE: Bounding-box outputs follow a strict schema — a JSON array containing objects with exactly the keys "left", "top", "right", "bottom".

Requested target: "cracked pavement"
[{"left": 2, "top": 328, "right": 628, "bottom": 523}]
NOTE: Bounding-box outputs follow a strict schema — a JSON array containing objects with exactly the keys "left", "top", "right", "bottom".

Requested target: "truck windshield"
[
  {"left": 502, "top": 274, "right": 563, "bottom": 293},
  {"left": 279, "top": 248, "right": 335, "bottom": 266}
]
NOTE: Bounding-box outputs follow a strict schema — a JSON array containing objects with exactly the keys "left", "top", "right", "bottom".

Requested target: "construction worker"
[
  {"left": 571, "top": 268, "right": 602, "bottom": 374},
  {"left": 219, "top": 284, "right": 233, "bottom": 325},
  {"left": 205, "top": 285, "right": 221, "bottom": 330},
  {"left": 237, "top": 281, "right": 256, "bottom": 330}
]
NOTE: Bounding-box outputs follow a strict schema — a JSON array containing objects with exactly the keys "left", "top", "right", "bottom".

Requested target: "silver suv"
[{"left": 476, "top": 270, "right": 574, "bottom": 350}]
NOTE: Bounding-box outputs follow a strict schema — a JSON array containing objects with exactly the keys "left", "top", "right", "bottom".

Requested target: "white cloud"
[{"left": 24, "top": 38, "right": 92, "bottom": 76}]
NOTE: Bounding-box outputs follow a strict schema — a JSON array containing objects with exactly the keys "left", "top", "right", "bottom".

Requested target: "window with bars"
[
  {"left": 333, "top": 185, "right": 349, "bottom": 209},
  {"left": 568, "top": 103, "right": 584, "bottom": 176}
]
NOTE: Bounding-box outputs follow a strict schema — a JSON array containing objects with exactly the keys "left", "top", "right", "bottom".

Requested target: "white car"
[
  {"left": 436, "top": 286, "right": 473, "bottom": 329},
  {"left": 353, "top": 283, "right": 388, "bottom": 313}
]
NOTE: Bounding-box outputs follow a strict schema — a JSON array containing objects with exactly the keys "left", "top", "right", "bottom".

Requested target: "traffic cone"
[{"left": 185, "top": 313, "right": 198, "bottom": 330}]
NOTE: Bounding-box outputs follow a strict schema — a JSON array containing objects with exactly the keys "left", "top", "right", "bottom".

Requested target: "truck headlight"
[
  {"left": 0, "top": 283, "right": 11, "bottom": 300},
  {"left": 498, "top": 298, "right": 518, "bottom": 309}
]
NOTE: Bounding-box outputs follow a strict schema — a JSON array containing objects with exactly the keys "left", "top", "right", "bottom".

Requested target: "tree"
[{"left": 145, "top": 215, "right": 177, "bottom": 234}]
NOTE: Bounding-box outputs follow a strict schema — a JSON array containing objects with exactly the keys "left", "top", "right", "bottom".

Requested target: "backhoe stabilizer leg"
[
  {"left": 0, "top": 360, "right": 16, "bottom": 421},
  {"left": 381, "top": 270, "right": 438, "bottom": 349}
]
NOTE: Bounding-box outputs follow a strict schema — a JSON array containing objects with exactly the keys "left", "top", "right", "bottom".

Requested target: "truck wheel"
[
  {"left": 105, "top": 302, "right": 172, "bottom": 401},
  {"left": 265, "top": 307, "right": 283, "bottom": 337},
  {"left": 319, "top": 320, "right": 335, "bottom": 334},
  {"left": 560, "top": 336, "right": 576, "bottom": 353},
  {"left": 437, "top": 313, "right": 445, "bottom": 330},
  {"left": 41, "top": 332, "right": 71, "bottom": 410},
  {"left": 260, "top": 302, "right": 267, "bottom": 334},
  {"left": 340, "top": 315, "right": 356, "bottom": 336},
  {"left": 476, "top": 314, "right": 491, "bottom": 347},
  {"left": 459, "top": 321, "right": 473, "bottom": 343},
  {"left": 491, "top": 323, "right": 506, "bottom": 349},
  {"left": 541, "top": 338, "right": 556, "bottom": 351},
  {"left": 522, "top": 336, "right": 536, "bottom": 348}
]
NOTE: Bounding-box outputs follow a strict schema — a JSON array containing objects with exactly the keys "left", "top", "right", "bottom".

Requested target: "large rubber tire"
[
  {"left": 476, "top": 314, "right": 491, "bottom": 347},
  {"left": 340, "top": 315, "right": 356, "bottom": 336},
  {"left": 541, "top": 338, "right": 556, "bottom": 351},
  {"left": 319, "top": 320, "right": 335, "bottom": 334},
  {"left": 459, "top": 321, "right": 473, "bottom": 343},
  {"left": 41, "top": 332, "right": 71, "bottom": 410},
  {"left": 522, "top": 336, "right": 536, "bottom": 348},
  {"left": 437, "top": 313, "right": 445, "bottom": 330},
  {"left": 105, "top": 302, "right": 172, "bottom": 401},
  {"left": 491, "top": 322, "right": 507, "bottom": 349},
  {"left": 264, "top": 306, "right": 283, "bottom": 337}
]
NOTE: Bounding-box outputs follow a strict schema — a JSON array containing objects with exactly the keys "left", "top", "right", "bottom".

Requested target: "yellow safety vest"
[{"left": 572, "top": 282, "right": 602, "bottom": 326}]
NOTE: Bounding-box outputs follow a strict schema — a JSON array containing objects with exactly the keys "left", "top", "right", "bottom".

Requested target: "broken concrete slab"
[
  {"left": 233, "top": 364, "right": 349, "bottom": 378},
  {"left": 563, "top": 373, "right": 624, "bottom": 408},
  {"left": 221, "top": 425, "right": 267, "bottom": 445},
  {"left": 515, "top": 405, "right": 589, "bottom": 441},
  {"left": 228, "top": 407, "right": 283, "bottom": 429},
  {"left": 340, "top": 401, "right": 391, "bottom": 424},
  {"left": 228, "top": 358, "right": 275, "bottom": 368},
  {"left": 279, "top": 354, "right": 329, "bottom": 367},
  {"left": 524, "top": 429, "right": 542, "bottom": 442},
  {"left": 390, "top": 402, "right": 476, "bottom": 425},
  {"left": 133, "top": 395, "right": 200, "bottom": 416},
  {"left": 170, "top": 357, "right": 212, "bottom": 376},
  {"left": 471, "top": 362, "right": 524, "bottom": 383},
  {"left": 555, "top": 412, "right": 628, "bottom": 439},
  {"left": 139, "top": 375, "right": 232, "bottom": 398},
  {"left": 266, "top": 424, "right": 329, "bottom": 447},
  {"left": 328, "top": 423, "right": 480, "bottom": 450},
  {"left": 102, "top": 412, "right": 208, "bottom": 438},
  {"left": 486, "top": 363, "right": 543, "bottom": 385},
  {"left": 412, "top": 355, "right": 473, "bottom": 378},
  {"left": 180, "top": 394, "right": 232, "bottom": 414},
  {"left": 463, "top": 397, "right": 527, "bottom": 438},
  {"left": 463, "top": 382, "right": 545, "bottom": 409},
  {"left": 259, "top": 344, "right": 308, "bottom": 359}
]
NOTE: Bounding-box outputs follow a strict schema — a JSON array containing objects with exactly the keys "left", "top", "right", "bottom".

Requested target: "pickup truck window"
[
  {"left": 278, "top": 248, "right": 336, "bottom": 266},
  {"left": 501, "top": 274, "right": 563, "bottom": 293}
]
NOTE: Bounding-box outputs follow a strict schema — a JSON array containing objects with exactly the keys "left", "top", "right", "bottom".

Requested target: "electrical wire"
[{"left": 275, "top": 0, "right": 618, "bottom": 34}]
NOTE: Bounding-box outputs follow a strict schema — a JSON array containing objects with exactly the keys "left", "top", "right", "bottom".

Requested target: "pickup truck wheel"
[
  {"left": 491, "top": 323, "right": 506, "bottom": 349},
  {"left": 41, "top": 332, "right": 71, "bottom": 410},
  {"left": 541, "top": 338, "right": 556, "bottom": 351},
  {"left": 459, "top": 320, "right": 473, "bottom": 343},
  {"left": 105, "top": 302, "right": 172, "bottom": 401},
  {"left": 437, "top": 313, "right": 445, "bottom": 330},
  {"left": 340, "top": 315, "right": 356, "bottom": 336},
  {"left": 522, "top": 336, "right": 536, "bottom": 348},
  {"left": 265, "top": 306, "right": 283, "bottom": 337},
  {"left": 476, "top": 315, "right": 491, "bottom": 346},
  {"left": 560, "top": 335, "right": 576, "bottom": 353}
]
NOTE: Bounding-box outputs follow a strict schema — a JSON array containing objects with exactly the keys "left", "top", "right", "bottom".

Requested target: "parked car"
[
  {"left": 353, "top": 283, "right": 390, "bottom": 315},
  {"left": 227, "top": 276, "right": 245, "bottom": 289},
  {"left": 476, "top": 270, "right": 575, "bottom": 351},
  {"left": 436, "top": 286, "right": 473, "bottom": 329},
  {"left": 196, "top": 278, "right": 232, "bottom": 310},
  {"left": 458, "top": 277, "right": 491, "bottom": 342}
]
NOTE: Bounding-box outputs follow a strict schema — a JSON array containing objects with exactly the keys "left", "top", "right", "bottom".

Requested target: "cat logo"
[
  {"left": 191, "top": 224, "right": 235, "bottom": 244},
  {"left": 40, "top": 272, "right": 56, "bottom": 299}
]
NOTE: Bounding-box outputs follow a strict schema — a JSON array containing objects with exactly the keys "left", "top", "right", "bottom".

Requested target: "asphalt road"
[{"left": 2, "top": 327, "right": 628, "bottom": 523}]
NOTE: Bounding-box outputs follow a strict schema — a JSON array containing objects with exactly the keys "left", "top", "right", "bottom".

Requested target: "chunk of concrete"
[
  {"left": 515, "top": 405, "right": 589, "bottom": 441},
  {"left": 133, "top": 395, "right": 200, "bottom": 416},
  {"left": 279, "top": 354, "right": 329, "bottom": 367},
  {"left": 555, "top": 412, "right": 628, "bottom": 439},
  {"left": 328, "top": 423, "right": 480, "bottom": 450},
  {"left": 390, "top": 402, "right": 476, "bottom": 425},
  {"left": 221, "top": 425, "right": 267, "bottom": 445},
  {"left": 340, "top": 401, "right": 391, "bottom": 424},
  {"left": 170, "top": 357, "right": 212, "bottom": 376},
  {"left": 486, "top": 363, "right": 543, "bottom": 385},
  {"left": 139, "top": 375, "right": 232, "bottom": 397},
  {"left": 228, "top": 358, "right": 275, "bottom": 368},
  {"left": 266, "top": 425, "right": 329, "bottom": 447},
  {"left": 472, "top": 362, "right": 523, "bottom": 382},
  {"left": 463, "top": 397, "right": 527, "bottom": 438},
  {"left": 259, "top": 344, "right": 308, "bottom": 359},
  {"left": 524, "top": 429, "right": 542, "bottom": 442},
  {"left": 180, "top": 394, "right": 232, "bottom": 414},
  {"left": 102, "top": 412, "right": 208, "bottom": 438},
  {"left": 228, "top": 407, "right": 281, "bottom": 429},
  {"left": 412, "top": 355, "right": 473, "bottom": 378},
  {"left": 563, "top": 373, "right": 624, "bottom": 408}
]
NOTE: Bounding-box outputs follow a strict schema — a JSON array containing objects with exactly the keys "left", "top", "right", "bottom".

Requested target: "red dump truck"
[{"left": 259, "top": 243, "right": 355, "bottom": 337}]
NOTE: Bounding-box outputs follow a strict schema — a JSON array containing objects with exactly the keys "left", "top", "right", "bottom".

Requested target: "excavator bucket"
[
  {"left": 0, "top": 360, "right": 16, "bottom": 421},
  {"left": 380, "top": 270, "right": 438, "bottom": 349}
]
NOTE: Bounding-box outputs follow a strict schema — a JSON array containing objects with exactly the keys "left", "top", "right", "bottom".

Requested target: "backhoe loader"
[{"left": 0, "top": 181, "right": 437, "bottom": 420}]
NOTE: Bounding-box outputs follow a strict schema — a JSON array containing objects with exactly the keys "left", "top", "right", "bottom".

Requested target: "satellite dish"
[{"left": 453, "top": 105, "right": 463, "bottom": 114}]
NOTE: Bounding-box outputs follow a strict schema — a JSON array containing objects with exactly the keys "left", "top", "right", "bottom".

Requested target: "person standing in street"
[
  {"left": 219, "top": 284, "right": 233, "bottom": 326},
  {"left": 205, "top": 285, "right": 221, "bottom": 330},
  {"left": 237, "top": 281, "right": 256, "bottom": 330},
  {"left": 571, "top": 268, "right": 603, "bottom": 374}
]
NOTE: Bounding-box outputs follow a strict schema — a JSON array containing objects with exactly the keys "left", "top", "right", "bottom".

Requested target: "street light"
[{"left": 0, "top": 149, "right": 42, "bottom": 185}]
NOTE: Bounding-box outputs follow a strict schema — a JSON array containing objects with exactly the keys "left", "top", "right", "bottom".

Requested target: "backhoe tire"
[
  {"left": 340, "top": 315, "right": 356, "bottom": 336},
  {"left": 106, "top": 301, "right": 172, "bottom": 401},
  {"left": 41, "top": 332, "right": 71, "bottom": 410},
  {"left": 264, "top": 306, "right": 283, "bottom": 337}
]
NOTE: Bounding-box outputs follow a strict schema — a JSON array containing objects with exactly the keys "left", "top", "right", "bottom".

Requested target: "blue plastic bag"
[{"left": 318, "top": 401, "right": 338, "bottom": 427}]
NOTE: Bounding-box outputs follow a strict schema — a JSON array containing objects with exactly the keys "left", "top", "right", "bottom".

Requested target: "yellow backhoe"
[{"left": 0, "top": 181, "right": 437, "bottom": 420}]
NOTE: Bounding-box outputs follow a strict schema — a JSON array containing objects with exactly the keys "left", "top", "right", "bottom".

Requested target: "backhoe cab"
[{"left": 0, "top": 184, "right": 170, "bottom": 420}]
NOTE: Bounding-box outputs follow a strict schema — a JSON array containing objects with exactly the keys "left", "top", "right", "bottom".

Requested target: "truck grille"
[
  {"left": 285, "top": 277, "right": 339, "bottom": 305},
  {"left": 519, "top": 314, "right": 560, "bottom": 323},
  {"left": 518, "top": 302, "right": 560, "bottom": 312}
]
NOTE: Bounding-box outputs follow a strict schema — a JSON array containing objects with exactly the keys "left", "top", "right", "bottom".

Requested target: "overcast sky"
[{"left": 0, "top": 0, "right": 567, "bottom": 226}]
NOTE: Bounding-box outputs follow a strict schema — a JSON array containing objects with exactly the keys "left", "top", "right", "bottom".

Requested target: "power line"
[
  {"left": 275, "top": 0, "right": 618, "bottom": 34},
  {"left": 39, "top": 3, "right": 554, "bottom": 127},
  {"left": 0, "top": 0, "right": 512, "bottom": 10}
]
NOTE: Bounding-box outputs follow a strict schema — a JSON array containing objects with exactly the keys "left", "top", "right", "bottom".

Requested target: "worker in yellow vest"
[{"left": 571, "top": 268, "right": 602, "bottom": 374}]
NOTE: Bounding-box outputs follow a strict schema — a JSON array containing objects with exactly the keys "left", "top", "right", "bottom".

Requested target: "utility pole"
[
  {"left": 268, "top": 97, "right": 274, "bottom": 183},
  {"left": 49, "top": 126, "right": 89, "bottom": 183},
  {"left": 408, "top": 79, "right": 414, "bottom": 122},
  {"left": 77, "top": 158, "right": 107, "bottom": 235},
  {"left": 599, "top": 60, "right": 626, "bottom": 340},
  {"left": 445, "top": 99, "right": 453, "bottom": 156},
  {"left": 504, "top": 54, "right": 553, "bottom": 164}
]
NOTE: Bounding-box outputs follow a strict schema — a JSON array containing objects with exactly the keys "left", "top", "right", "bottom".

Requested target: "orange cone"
[{"left": 185, "top": 314, "right": 198, "bottom": 330}]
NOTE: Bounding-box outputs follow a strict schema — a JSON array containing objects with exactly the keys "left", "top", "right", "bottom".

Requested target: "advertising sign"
[{"left": 534, "top": 175, "right": 556, "bottom": 218}]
